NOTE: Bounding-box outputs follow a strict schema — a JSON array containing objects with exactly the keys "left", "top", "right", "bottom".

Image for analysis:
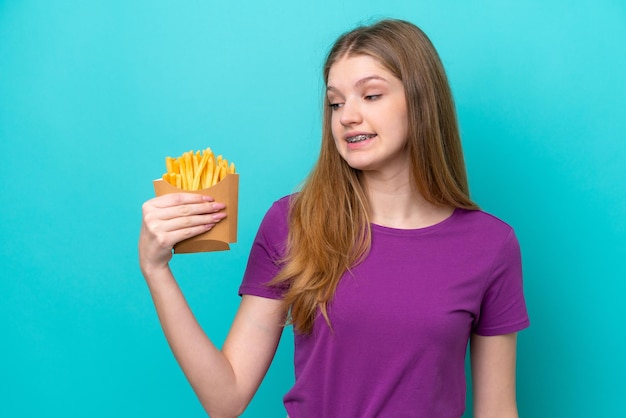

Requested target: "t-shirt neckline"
[{"left": 370, "top": 207, "right": 461, "bottom": 236}]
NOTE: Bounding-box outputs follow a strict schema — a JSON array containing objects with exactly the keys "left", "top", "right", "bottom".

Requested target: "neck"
[{"left": 361, "top": 169, "right": 453, "bottom": 229}]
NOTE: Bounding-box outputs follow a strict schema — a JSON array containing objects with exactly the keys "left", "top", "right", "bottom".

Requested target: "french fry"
[
  {"left": 180, "top": 162, "right": 187, "bottom": 190},
  {"left": 211, "top": 155, "right": 222, "bottom": 187},
  {"left": 204, "top": 156, "right": 214, "bottom": 189},
  {"left": 165, "top": 157, "right": 174, "bottom": 174},
  {"left": 192, "top": 152, "right": 210, "bottom": 191},
  {"left": 192, "top": 151, "right": 200, "bottom": 173},
  {"left": 163, "top": 173, "right": 175, "bottom": 186},
  {"left": 220, "top": 163, "right": 227, "bottom": 183},
  {"left": 184, "top": 152, "right": 193, "bottom": 188},
  {"left": 161, "top": 147, "right": 236, "bottom": 191}
]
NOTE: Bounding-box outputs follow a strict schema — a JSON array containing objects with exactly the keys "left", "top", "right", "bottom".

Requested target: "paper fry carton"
[{"left": 153, "top": 174, "right": 239, "bottom": 253}]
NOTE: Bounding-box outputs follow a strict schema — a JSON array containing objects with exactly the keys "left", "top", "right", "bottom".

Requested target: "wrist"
[{"left": 140, "top": 259, "right": 173, "bottom": 284}]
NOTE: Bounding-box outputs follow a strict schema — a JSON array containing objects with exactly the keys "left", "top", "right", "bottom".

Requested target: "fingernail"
[
  {"left": 212, "top": 203, "right": 226, "bottom": 210},
  {"left": 213, "top": 212, "right": 227, "bottom": 221},
  {"left": 202, "top": 196, "right": 215, "bottom": 202}
]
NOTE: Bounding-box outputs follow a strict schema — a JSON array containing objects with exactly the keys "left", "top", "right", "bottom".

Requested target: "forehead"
[{"left": 327, "top": 54, "right": 396, "bottom": 86}]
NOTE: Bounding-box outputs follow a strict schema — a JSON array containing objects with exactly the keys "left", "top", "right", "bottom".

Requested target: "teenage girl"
[{"left": 139, "top": 19, "right": 529, "bottom": 418}]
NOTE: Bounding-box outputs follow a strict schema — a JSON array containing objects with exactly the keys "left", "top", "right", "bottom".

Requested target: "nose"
[{"left": 339, "top": 99, "right": 362, "bottom": 126}]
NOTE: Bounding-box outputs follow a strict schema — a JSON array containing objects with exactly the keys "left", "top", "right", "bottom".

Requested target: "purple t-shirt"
[{"left": 239, "top": 196, "right": 529, "bottom": 418}]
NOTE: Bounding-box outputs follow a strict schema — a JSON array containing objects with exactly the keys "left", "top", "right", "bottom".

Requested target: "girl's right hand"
[{"left": 138, "top": 193, "right": 226, "bottom": 276}]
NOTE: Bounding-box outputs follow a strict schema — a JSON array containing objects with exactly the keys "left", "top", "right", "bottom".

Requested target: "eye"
[
  {"left": 328, "top": 102, "right": 343, "bottom": 111},
  {"left": 365, "top": 94, "right": 381, "bottom": 101}
]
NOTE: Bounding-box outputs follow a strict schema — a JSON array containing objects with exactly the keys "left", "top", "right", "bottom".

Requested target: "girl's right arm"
[{"left": 139, "top": 193, "right": 285, "bottom": 418}]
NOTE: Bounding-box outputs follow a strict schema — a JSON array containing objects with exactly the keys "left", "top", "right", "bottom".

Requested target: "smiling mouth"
[{"left": 346, "top": 134, "right": 376, "bottom": 144}]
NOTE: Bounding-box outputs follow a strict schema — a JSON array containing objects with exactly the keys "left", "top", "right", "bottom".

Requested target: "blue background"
[{"left": 1, "top": 1, "right": 624, "bottom": 416}]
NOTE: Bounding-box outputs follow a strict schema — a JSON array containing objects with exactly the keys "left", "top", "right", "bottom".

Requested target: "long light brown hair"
[{"left": 270, "top": 19, "right": 478, "bottom": 334}]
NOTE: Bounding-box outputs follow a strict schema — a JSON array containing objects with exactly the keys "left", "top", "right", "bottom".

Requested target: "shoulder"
[
  {"left": 254, "top": 194, "right": 295, "bottom": 251},
  {"left": 449, "top": 209, "right": 521, "bottom": 264},
  {"left": 261, "top": 194, "right": 294, "bottom": 227},
  {"left": 453, "top": 208, "right": 516, "bottom": 239},
  {"left": 270, "top": 194, "right": 293, "bottom": 214}
]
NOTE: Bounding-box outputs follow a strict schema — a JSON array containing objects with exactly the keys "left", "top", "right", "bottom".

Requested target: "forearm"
[{"left": 144, "top": 267, "right": 246, "bottom": 417}]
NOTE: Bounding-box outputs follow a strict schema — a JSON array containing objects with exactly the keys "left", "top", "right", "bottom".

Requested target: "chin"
[{"left": 344, "top": 159, "right": 377, "bottom": 172}]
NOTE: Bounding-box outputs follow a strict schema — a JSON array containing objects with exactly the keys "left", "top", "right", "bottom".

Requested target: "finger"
[
  {"left": 142, "top": 222, "right": 212, "bottom": 254},
  {"left": 164, "top": 222, "right": 217, "bottom": 245},
  {"left": 147, "top": 200, "right": 226, "bottom": 222},
  {"left": 157, "top": 202, "right": 227, "bottom": 223},
  {"left": 150, "top": 193, "right": 215, "bottom": 208},
  {"left": 159, "top": 212, "right": 227, "bottom": 234},
  {"left": 145, "top": 213, "right": 227, "bottom": 248}
]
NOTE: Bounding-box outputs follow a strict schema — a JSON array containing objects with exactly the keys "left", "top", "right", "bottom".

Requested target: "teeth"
[{"left": 347, "top": 134, "right": 375, "bottom": 143}]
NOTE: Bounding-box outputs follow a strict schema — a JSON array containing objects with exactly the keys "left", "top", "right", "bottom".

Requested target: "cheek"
[
  {"left": 393, "top": 107, "right": 410, "bottom": 141},
  {"left": 330, "top": 115, "right": 342, "bottom": 143}
]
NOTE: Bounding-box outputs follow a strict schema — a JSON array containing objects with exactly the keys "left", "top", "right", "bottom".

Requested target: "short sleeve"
[
  {"left": 238, "top": 196, "right": 291, "bottom": 300},
  {"left": 472, "top": 229, "right": 530, "bottom": 336}
]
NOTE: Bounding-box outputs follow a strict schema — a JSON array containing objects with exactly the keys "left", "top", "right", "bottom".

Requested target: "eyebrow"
[{"left": 326, "top": 75, "right": 390, "bottom": 93}]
